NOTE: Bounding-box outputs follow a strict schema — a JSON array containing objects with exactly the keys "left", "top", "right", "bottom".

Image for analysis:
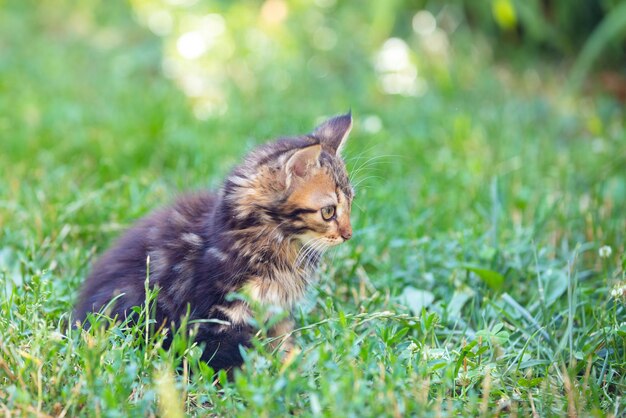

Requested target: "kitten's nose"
[{"left": 340, "top": 227, "right": 352, "bottom": 241}]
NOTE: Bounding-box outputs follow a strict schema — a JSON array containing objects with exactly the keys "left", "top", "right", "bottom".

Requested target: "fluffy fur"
[{"left": 75, "top": 113, "right": 354, "bottom": 371}]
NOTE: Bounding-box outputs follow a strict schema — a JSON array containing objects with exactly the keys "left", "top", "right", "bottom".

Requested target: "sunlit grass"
[{"left": 1, "top": 0, "right": 625, "bottom": 416}]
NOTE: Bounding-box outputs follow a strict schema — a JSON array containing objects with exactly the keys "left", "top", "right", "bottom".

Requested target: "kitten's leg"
[
  {"left": 268, "top": 317, "right": 296, "bottom": 355},
  {"left": 195, "top": 324, "right": 253, "bottom": 371}
]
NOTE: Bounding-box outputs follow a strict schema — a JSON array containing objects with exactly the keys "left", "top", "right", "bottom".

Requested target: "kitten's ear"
[
  {"left": 313, "top": 112, "right": 353, "bottom": 156},
  {"left": 285, "top": 144, "right": 322, "bottom": 184}
]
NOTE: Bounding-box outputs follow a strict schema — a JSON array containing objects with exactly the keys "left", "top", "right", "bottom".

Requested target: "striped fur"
[{"left": 75, "top": 113, "right": 354, "bottom": 371}]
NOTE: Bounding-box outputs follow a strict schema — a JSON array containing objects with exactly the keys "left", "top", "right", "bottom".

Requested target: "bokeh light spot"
[
  {"left": 261, "top": 0, "right": 288, "bottom": 25},
  {"left": 165, "top": 0, "right": 198, "bottom": 7},
  {"left": 412, "top": 10, "right": 436, "bottom": 37},
  {"left": 147, "top": 10, "right": 173, "bottom": 36},
  {"left": 177, "top": 31, "right": 209, "bottom": 59},
  {"left": 374, "top": 38, "right": 425, "bottom": 96},
  {"left": 362, "top": 115, "right": 382, "bottom": 134},
  {"left": 314, "top": 0, "right": 336, "bottom": 7},
  {"left": 312, "top": 27, "right": 337, "bottom": 51}
]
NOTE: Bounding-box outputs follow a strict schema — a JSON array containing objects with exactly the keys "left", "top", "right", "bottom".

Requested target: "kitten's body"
[{"left": 75, "top": 114, "right": 354, "bottom": 371}]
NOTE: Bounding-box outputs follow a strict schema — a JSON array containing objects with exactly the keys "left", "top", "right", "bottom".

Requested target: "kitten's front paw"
[
  {"left": 268, "top": 318, "right": 297, "bottom": 358},
  {"left": 279, "top": 340, "right": 301, "bottom": 371},
  {"left": 276, "top": 334, "right": 295, "bottom": 355}
]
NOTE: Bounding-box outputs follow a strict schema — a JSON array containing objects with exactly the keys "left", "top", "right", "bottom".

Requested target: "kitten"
[{"left": 75, "top": 113, "right": 354, "bottom": 371}]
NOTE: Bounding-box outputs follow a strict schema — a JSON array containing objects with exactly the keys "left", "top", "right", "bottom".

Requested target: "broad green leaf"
[
  {"left": 464, "top": 266, "right": 505, "bottom": 290},
  {"left": 447, "top": 287, "right": 475, "bottom": 318},
  {"left": 541, "top": 270, "right": 567, "bottom": 306},
  {"left": 399, "top": 286, "right": 434, "bottom": 315}
]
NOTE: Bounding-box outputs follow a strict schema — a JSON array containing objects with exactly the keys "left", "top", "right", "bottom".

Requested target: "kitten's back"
[{"left": 74, "top": 192, "right": 217, "bottom": 324}]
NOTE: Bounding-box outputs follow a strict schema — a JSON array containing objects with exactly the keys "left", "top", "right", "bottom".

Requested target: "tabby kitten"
[{"left": 75, "top": 113, "right": 354, "bottom": 371}]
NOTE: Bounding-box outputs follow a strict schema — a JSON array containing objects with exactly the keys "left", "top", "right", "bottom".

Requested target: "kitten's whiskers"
[
  {"left": 294, "top": 238, "right": 319, "bottom": 270},
  {"left": 352, "top": 175, "right": 382, "bottom": 192},
  {"left": 293, "top": 237, "right": 317, "bottom": 269},
  {"left": 349, "top": 154, "right": 398, "bottom": 183},
  {"left": 294, "top": 237, "right": 327, "bottom": 271},
  {"left": 300, "top": 239, "right": 328, "bottom": 270}
]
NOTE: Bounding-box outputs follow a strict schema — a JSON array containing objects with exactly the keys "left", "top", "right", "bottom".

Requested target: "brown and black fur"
[{"left": 75, "top": 113, "right": 354, "bottom": 371}]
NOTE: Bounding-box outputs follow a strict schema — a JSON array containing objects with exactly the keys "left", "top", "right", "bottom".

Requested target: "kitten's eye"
[{"left": 321, "top": 206, "right": 335, "bottom": 221}]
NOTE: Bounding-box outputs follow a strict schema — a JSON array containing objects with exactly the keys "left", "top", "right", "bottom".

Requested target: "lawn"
[{"left": 1, "top": 1, "right": 625, "bottom": 416}]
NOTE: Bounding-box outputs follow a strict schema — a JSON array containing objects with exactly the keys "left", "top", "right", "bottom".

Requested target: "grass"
[{"left": 1, "top": 0, "right": 625, "bottom": 416}]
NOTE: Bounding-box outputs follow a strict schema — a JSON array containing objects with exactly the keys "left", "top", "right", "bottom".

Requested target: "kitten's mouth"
[{"left": 325, "top": 237, "right": 345, "bottom": 247}]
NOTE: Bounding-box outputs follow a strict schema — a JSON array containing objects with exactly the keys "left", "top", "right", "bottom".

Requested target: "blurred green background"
[
  {"left": 1, "top": 0, "right": 625, "bottom": 416},
  {"left": 3, "top": 0, "right": 625, "bottom": 246}
]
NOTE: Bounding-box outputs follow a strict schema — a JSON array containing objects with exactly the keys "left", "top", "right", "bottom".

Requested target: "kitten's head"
[
  {"left": 224, "top": 113, "right": 354, "bottom": 250},
  {"left": 280, "top": 113, "right": 354, "bottom": 247}
]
